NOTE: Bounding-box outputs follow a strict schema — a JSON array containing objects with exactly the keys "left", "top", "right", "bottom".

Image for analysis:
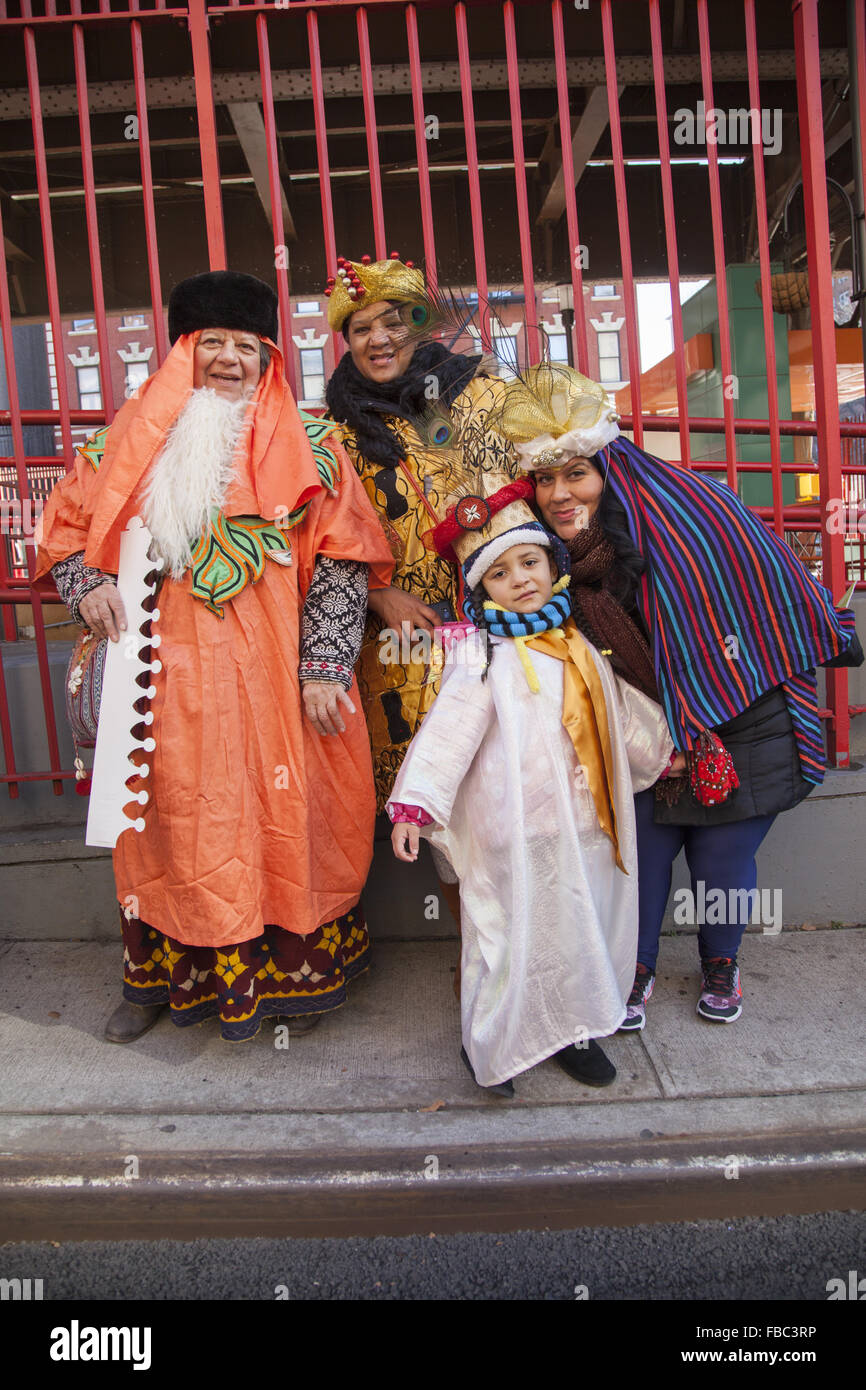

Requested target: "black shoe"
[
  {"left": 554, "top": 1038, "right": 617, "bottom": 1087},
  {"left": 460, "top": 1046, "right": 514, "bottom": 1098},
  {"left": 277, "top": 1014, "right": 324, "bottom": 1035},
  {"left": 104, "top": 999, "right": 165, "bottom": 1043}
]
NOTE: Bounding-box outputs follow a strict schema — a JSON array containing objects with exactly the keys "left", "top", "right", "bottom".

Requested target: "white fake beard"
[{"left": 142, "top": 388, "right": 251, "bottom": 579}]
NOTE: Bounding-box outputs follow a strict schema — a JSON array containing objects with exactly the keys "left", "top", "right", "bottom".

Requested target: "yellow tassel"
[{"left": 513, "top": 635, "right": 541, "bottom": 692}]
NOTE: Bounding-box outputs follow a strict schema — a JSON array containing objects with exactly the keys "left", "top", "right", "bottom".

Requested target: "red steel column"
[
  {"left": 503, "top": 1, "right": 539, "bottom": 365},
  {"left": 73, "top": 23, "right": 115, "bottom": 421},
  {"left": 188, "top": 0, "right": 227, "bottom": 273},
  {"left": 307, "top": 6, "right": 342, "bottom": 362},
  {"left": 405, "top": 4, "right": 438, "bottom": 289},
  {"left": 357, "top": 6, "right": 387, "bottom": 262},
  {"left": 455, "top": 3, "right": 489, "bottom": 334},
  {"left": 551, "top": 0, "right": 588, "bottom": 374},
  {"left": 744, "top": 0, "right": 785, "bottom": 537},
  {"left": 600, "top": 0, "right": 642, "bottom": 445},
  {"left": 256, "top": 12, "right": 297, "bottom": 392},
  {"left": 697, "top": 0, "right": 737, "bottom": 492},
  {"left": 648, "top": 0, "right": 690, "bottom": 466},
  {"left": 793, "top": 0, "right": 849, "bottom": 767},
  {"left": 131, "top": 20, "right": 168, "bottom": 364}
]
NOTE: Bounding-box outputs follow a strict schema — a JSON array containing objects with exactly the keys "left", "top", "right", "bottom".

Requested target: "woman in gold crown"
[
  {"left": 494, "top": 364, "right": 861, "bottom": 1032},
  {"left": 324, "top": 254, "right": 517, "bottom": 922}
]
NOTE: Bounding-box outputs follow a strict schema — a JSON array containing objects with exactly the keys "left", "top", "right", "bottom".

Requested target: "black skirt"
[{"left": 652, "top": 684, "right": 815, "bottom": 826}]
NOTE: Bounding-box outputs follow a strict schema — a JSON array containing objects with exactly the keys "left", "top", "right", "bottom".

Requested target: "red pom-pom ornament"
[{"left": 689, "top": 731, "right": 739, "bottom": 806}]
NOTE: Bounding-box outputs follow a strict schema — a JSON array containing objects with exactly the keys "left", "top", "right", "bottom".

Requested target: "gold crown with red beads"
[{"left": 325, "top": 252, "right": 426, "bottom": 331}]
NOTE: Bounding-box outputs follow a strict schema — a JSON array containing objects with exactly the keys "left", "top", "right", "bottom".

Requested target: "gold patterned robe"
[{"left": 332, "top": 374, "right": 518, "bottom": 809}]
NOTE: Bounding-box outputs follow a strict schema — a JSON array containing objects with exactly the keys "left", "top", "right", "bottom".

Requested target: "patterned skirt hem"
[{"left": 123, "top": 944, "right": 371, "bottom": 1043}]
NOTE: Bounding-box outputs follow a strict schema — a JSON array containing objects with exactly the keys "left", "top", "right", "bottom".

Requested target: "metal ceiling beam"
[
  {"left": 0, "top": 51, "right": 848, "bottom": 122},
  {"left": 227, "top": 101, "right": 296, "bottom": 240},
  {"left": 537, "top": 85, "right": 624, "bottom": 224}
]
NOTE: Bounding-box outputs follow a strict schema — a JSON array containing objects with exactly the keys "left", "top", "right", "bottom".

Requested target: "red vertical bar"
[
  {"left": 503, "top": 1, "right": 540, "bottom": 365},
  {"left": 854, "top": 0, "right": 866, "bottom": 399},
  {"left": 0, "top": 97, "right": 65, "bottom": 794},
  {"left": 696, "top": 0, "right": 737, "bottom": 492},
  {"left": 73, "top": 24, "right": 115, "bottom": 424},
  {"left": 256, "top": 12, "right": 297, "bottom": 395},
  {"left": 648, "top": 0, "right": 690, "bottom": 465},
  {"left": 24, "top": 27, "right": 74, "bottom": 467},
  {"left": 356, "top": 7, "right": 387, "bottom": 262},
  {"left": 0, "top": 198, "right": 26, "bottom": 789},
  {"left": 744, "top": 0, "right": 784, "bottom": 537},
  {"left": 793, "top": 0, "right": 849, "bottom": 767},
  {"left": 455, "top": 3, "right": 489, "bottom": 337},
  {"left": 551, "top": 0, "right": 589, "bottom": 374},
  {"left": 405, "top": 4, "right": 438, "bottom": 290},
  {"left": 307, "top": 7, "right": 342, "bottom": 363},
  {"left": 131, "top": 21, "right": 168, "bottom": 365},
  {"left": 187, "top": 0, "right": 227, "bottom": 275},
  {"left": 600, "top": 0, "right": 642, "bottom": 446}
]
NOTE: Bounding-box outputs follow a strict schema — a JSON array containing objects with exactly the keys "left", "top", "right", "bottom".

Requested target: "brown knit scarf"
[
  {"left": 567, "top": 514, "right": 687, "bottom": 805},
  {"left": 567, "top": 514, "right": 659, "bottom": 702}
]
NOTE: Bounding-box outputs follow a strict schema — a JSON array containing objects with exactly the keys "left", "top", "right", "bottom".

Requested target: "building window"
[
  {"left": 592, "top": 285, "right": 617, "bottom": 299},
  {"left": 76, "top": 365, "right": 102, "bottom": 409},
  {"left": 300, "top": 347, "right": 325, "bottom": 402},
  {"left": 545, "top": 332, "right": 570, "bottom": 364},
  {"left": 597, "top": 331, "right": 621, "bottom": 384},
  {"left": 295, "top": 301, "right": 321, "bottom": 316},
  {"left": 492, "top": 329, "right": 519, "bottom": 380},
  {"left": 125, "top": 361, "right": 150, "bottom": 395},
  {"left": 71, "top": 318, "right": 96, "bottom": 333},
  {"left": 121, "top": 314, "right": 146, "bottom": 329}
]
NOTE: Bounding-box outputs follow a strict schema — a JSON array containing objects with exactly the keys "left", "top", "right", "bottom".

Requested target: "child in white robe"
[{"left": 388, "top": 474, "right": 677, "bottom": 1095}]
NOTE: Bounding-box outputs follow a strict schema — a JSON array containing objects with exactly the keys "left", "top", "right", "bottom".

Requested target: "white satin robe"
[{"left": 387, "top": 628, "right": 673, "bottom": 1087}]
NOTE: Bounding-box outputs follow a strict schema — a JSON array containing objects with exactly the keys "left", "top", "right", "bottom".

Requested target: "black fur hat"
[{"left": 168, "top": 271, "right": 278, "bottom": 345}]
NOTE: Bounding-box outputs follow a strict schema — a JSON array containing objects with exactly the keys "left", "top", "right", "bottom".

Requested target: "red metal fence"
[{"left": 0, "top": 0, "right": 864, "bottom": 801}]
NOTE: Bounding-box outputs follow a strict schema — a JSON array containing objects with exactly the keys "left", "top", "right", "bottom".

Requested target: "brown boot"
[{"left": 104, "top": 999, "right": 166, "bottom": 1043}]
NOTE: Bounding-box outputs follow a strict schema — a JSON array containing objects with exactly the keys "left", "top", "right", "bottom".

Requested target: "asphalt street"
[{"left": 3, "top": 1208, "right": 864, "bottom": 1301}]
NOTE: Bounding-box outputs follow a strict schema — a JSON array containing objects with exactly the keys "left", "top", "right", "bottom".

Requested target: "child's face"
[{"left": 481, "top": 543, "right": 555, "bottom": 613}]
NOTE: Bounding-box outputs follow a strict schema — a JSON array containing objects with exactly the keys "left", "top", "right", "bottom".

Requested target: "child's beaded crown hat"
[{"left": 430, "top": 469, "right": 566, "bottom": 591}]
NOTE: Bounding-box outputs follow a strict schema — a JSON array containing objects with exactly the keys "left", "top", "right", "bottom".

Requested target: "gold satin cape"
[{"left": 527, "top": 618, "right": 625, "bottom": 873}]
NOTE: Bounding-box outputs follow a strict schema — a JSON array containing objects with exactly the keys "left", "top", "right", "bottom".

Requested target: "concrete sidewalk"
[{"left": 0, "top": 925, "right": 864, "bottom": 1240}]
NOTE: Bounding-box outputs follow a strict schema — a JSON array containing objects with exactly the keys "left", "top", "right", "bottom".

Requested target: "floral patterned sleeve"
[
  {"left": 299, "top": 555, "right": 368, "bottom": 691},
  {"left": 51, "top": 551, "right": 111, "bottom": 624}
]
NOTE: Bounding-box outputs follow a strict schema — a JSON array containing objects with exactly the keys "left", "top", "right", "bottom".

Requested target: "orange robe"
[{"left": 37, "top": 337, "right": 393, "bottom": 948}]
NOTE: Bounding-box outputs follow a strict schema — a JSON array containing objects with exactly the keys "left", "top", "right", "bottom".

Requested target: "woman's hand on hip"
[{"left": 368, "top": 585, "right": 439, "bottom": 637}]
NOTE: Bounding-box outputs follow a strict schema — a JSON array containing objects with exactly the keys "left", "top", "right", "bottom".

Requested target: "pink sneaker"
[
  {"left": 697, "top": 956, "right": 742, "bottom": 1023},
  {"left": 619, "top": 963, "right": 655, "bottom": 1032}
]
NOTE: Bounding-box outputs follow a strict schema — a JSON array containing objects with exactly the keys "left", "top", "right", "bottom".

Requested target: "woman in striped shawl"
[{"left": 495, "top": 366, "right": 861, "bottom": 1029}]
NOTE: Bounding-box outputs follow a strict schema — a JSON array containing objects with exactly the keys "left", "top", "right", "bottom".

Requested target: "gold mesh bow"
[{"left": 492, "top": 365, "right": 617, "bottom": 446}]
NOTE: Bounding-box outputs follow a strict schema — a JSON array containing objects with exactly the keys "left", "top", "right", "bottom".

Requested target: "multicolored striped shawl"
[{"left": 603, "top": 436, "right": 857, "bottom": 784}]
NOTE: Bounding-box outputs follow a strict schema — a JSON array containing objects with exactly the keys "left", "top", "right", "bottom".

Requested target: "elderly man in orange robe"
[{"left": 37, "top": 271, "right": 394, "bottom": 1043}]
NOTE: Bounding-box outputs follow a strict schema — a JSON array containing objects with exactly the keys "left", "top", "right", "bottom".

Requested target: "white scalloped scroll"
[{"left": 86, "top": 516, "right": 164, "bottom": 849}]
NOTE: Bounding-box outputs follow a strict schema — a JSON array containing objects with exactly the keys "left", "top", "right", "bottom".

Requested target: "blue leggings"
[{"left": 634, "top": 788, "right": 776, "bottom": 970}]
